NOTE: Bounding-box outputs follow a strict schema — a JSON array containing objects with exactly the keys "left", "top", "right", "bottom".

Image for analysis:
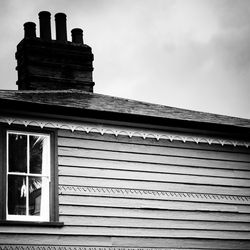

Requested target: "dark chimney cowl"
[
  {"left": 16, "top": 11, "right": 95, "bottom": 92},
  {"left": 55, "top": 13, "right": 67, "bottom": 42},
  {"left": 39, "top": 11, "right": 52, "bottom": 41},
  {"left": 24, "top": 22, "right": 36, "bottom": 38},
  {"left": 72, "top": 28, "right": 84, "bottom": 44}
]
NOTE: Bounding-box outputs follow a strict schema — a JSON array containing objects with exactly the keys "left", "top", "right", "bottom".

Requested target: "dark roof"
[{"left": 0, "top": 89, "right": 250, "bottom": 129}]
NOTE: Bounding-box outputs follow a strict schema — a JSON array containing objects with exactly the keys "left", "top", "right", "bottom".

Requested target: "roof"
[{"left": 0, "top": 89, "right": 249, "bottom": 129}]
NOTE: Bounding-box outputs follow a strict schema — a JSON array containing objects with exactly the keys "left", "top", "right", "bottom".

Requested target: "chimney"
[
  {"left": 15, "top": 11, "right": 94, "bottom": 92},
  {"left": 55, "top": 13, "right": 67, "bottom": 42},
  {"left": 39, "top": 11, "right": 52, "bottom": 41}
]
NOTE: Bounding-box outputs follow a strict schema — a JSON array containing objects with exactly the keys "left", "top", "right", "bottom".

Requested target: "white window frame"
[{"left": 6, "top": 130, "right": 50, "bottom": 222}]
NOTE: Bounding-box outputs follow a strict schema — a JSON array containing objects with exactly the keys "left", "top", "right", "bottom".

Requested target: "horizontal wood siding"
[
  {"left": 1, "top": 234, "right": 250, "bottom": 249},
  {"left": 56, "top": 130, "right": 250, "bottom": 248},
  {"left": 1, "top": 129, "right": 250, "bottom": 249}
]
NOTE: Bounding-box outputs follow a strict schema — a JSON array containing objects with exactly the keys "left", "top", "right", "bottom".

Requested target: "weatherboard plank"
[
  {"left": 59, "top": 205, "right": 250, "bottom": 222},
  {"left": 58, "top": 136, "right": 250, "bottom": 162},
  {"left": 0, "top": 226, "right": 250, "bottom": 239},
  {"left": 59, "top": 166, "right": 250, "bottom": 187},
  {"left": 59, "top": 157, "right": 250, "bottom": 179},
  {"left": 58, "top": 129, "right": 250, "bottom": 154},
  {"left": 58, "top": 147, "right": 250, "bottom": 170},
  {"left": 1, "top": 234, "right": 250, "bottom": 249},
  {"left": 59, "top": 195, "right": 250, "bottom": 213},
  {"left": 60, "top": 215, "right": 250, "bottom": 231}
]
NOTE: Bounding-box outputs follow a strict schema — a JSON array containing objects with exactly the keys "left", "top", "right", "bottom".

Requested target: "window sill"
[{"left": 0, "top": 220, "right": 64, "bottom": 227}]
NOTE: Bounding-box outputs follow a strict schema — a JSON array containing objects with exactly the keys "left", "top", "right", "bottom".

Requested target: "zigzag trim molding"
[
  {"left": 58, "top": 185, "right": 250, "bottom": 204},
  {"left": 0, "top": 116, "right": 249, "bottom": 148},
  {"left": 0, "top": 247, "right": 180, "bottom": 250}
]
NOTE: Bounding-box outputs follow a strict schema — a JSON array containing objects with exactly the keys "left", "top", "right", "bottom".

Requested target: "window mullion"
[
  {"left": 8, "top": 172, "right": 45, "bottom": 177},
  {"left": 26, "top": 176, "right": 28, "bottom": 216},
  {"left": 6, "top": 132, "right": 9, "bottom": 219},
  {"left": 27, "top": 134, "right": 30, "bottom": 174},
  {"left": 26, "top": 135, "right": 30, "bottom": 217}
]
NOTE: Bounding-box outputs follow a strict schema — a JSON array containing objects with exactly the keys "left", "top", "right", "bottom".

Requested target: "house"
[{"left": 0, "top": 11, "right": 250, "bottom": 249}]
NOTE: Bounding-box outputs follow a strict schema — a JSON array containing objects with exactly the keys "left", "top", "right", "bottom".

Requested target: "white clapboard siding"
[
  {"left": 60, "top": 205, "right": 250, "bottom": 222},
  {"left": 0, "top": 234, "right": 111, "bottom": 246},
  {"left": 1, "top": 235, "right": 250, "bottom": 249},
  {"left": 58, "top": 130, "right": 250, "bottom": 154},
  {"left": 58, "top": 147, "right": 250, "bottom": 170},
  {"left": 60, "top": 215, "right": 250, "bottom": 231},
  {"left": 1, "top": 234, "right": 250, "bottom": 249},
  {"left": 59, "top": 195, "right": 250, "bottom": 213},
  {"left": 59, "top": 166, "right": 250, "bottom": 187},
  {"left": 1, "top": 226, "right": 250, "bottom": 239},
  {"left": 59, "top": 157, "right": 250, "bottom": 179},
  {"left": 56, "top": 129, "right": 250, "bottom": 245},
  {"left": 58, "top": 136, "right": 250, "bottom": 162}
]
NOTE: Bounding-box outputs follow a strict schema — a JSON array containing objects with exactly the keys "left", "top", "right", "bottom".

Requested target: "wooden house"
[{"left": 0, "top": 11, "right": 250, "bottom": 249}]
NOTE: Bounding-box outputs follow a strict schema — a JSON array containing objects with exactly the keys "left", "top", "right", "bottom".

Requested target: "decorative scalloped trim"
[
  {"left": 58, "top": 185, "right": 250, "bottom": 203},
  {"left": 0, "top": 116, "right": 249, "bottom": 147}
]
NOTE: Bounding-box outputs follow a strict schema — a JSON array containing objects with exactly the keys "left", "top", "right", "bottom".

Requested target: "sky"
[{"left": 0, "top": 0, "right": 250, "bottom": 119}]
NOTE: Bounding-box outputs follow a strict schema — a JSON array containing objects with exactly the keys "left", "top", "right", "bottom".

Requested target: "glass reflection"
[
  {"left": 30, "top": 136, "right": 44, "bottom": 174},
  {"left": 8, "top": 175, "right": 26, "bottom": 215},
  {"left": 29, "top": 177, "right": 42, "bottom": 216}
]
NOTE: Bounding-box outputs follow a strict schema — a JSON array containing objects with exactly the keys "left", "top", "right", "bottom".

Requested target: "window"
[
  {"left": 7, "top": 131, "right": 50, "bottom": 221},
  {"left": 0, "top": 128, "right": 60, "bottom": 224}
]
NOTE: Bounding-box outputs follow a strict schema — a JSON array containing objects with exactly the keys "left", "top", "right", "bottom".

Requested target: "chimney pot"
[
  {"left": 39, "top": 11, "right": 52, "bottom": 40},
  {"left": 24, "top": 22, "right": 36, "bottom": 38},
  {"left": 71, "top": 28, "right": 84, "bottom": 44},
  {"left": 55, "top": 13, "right": 67, "bottom": 42}
]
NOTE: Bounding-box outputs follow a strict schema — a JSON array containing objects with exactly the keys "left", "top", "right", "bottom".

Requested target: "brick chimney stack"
[{"left": 16, "top": 11, "right": 94, "bottom": 92}]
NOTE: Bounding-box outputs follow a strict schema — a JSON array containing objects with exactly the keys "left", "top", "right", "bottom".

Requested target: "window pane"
[
  {"left": 29, "top": 177, "right": 42, "bottom": 216},
  {"left": 8, "top": 175, "right": 26, "bottom": 215},
  {"left": 8, "top": 134, "right": 27, "bottom": 173},
  {"left": 30, "top": 136, "right": 45, "bottom": 174}
]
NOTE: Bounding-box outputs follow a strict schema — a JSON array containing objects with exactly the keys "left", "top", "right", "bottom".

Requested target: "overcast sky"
[{"left": 0, "top": 0, "right": 250, "bottom": 118}]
